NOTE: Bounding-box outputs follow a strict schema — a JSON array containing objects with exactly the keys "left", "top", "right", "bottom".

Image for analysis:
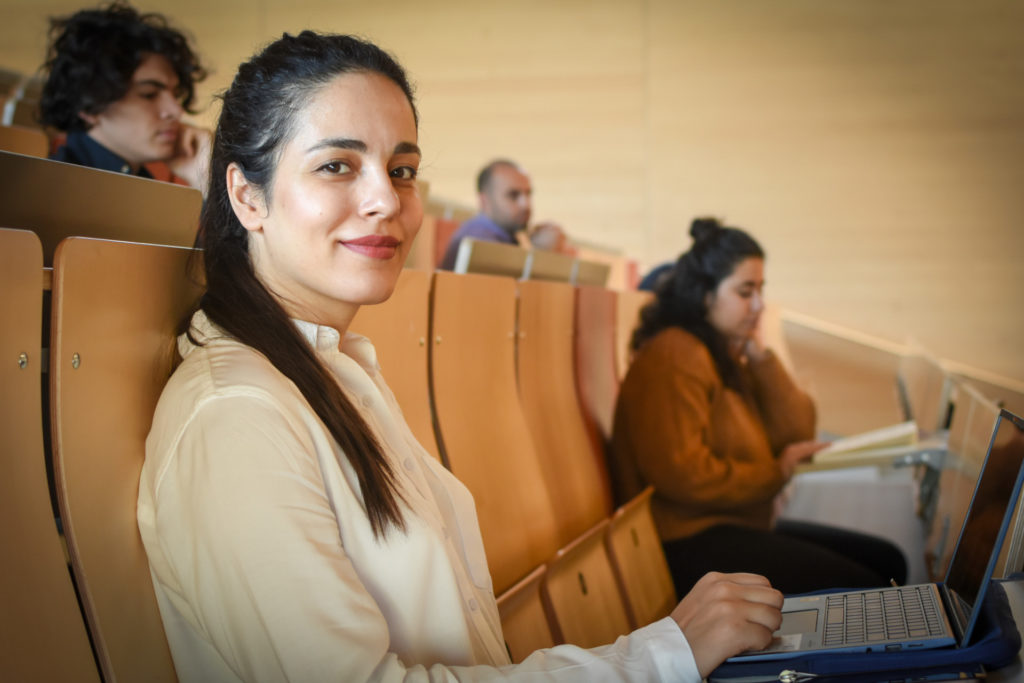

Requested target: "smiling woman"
[
  {"left": 136, "top": 31, "right": 789, "bottom": 682},
  {"left": 227, "top": 69, "right": 423, "bottom": 332}
]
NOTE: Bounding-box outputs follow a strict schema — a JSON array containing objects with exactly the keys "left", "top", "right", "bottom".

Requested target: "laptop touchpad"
[{"left": 777, "top": 608, "right": 818, "bottom": 636}]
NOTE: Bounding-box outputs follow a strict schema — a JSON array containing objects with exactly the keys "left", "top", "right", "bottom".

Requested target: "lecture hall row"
[{"left": 3, "top": 122, "right": 1024, "bottom": 681}]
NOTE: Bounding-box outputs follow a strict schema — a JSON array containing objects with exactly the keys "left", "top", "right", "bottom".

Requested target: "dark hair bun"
[{"left": 689, "top": 217, "right": 722, "bottom": 243}]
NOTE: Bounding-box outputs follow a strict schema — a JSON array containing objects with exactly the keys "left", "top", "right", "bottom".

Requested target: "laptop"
[{"left": 729, "top": 407, "right": 1024, "bottom": 662}]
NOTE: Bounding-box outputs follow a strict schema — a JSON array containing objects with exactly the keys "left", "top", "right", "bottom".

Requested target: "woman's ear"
[
  {"left": 226, "top": 162, "right": 267, "bottom": 232},
  {"left": 77, "top": 111, "right": 98, "bottom": 128}
]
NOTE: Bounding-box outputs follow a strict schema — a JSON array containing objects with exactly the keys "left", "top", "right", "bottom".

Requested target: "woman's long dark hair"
[
  {"left": 194, "top": 31, "right": 418, "bottom": 538},
  {"left": 632, "top": 217, "right": 764, "bottom": 391}
]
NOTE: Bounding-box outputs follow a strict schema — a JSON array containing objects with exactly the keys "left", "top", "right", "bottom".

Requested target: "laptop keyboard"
[{"left": 823, "top": 586, "right": 946, "bottom": 646}]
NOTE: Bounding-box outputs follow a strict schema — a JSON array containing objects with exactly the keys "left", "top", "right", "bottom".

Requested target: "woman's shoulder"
[
  {"left": 625, "top": 327, "right": 717, "bottom": 389},
  {"left": 641, "top": 327, "right": 712, "bottom": 363},
  {"left": 170, "top": 332, "right": 298, "bottom": 408}
]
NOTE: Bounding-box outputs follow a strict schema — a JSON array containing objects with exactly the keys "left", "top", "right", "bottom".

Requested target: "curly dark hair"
[
  {"left": 38, "top": 1, "right": 206, "bottom": 132},
  {"left": 631, "top": 217, "right": 765, "bottom": 390}
]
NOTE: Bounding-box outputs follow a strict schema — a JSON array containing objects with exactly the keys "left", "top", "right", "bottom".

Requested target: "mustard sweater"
[{"left": 610, "top": 327, "right": 816, "bottom": 542}]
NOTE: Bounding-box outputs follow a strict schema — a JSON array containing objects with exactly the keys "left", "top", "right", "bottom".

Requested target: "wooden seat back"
[
  {"left": 574, "top": 285, "right": 619, "bottom": 446},
  {"left": 604, "top": 487, "right": 676, "bottom": 628},
  {"left": 349, "top": 268, "right": 440, "bottom": 460},
  {"left": 50, "top": 237, "right": 202, "bottom": 682},
  {"left": 517, "top": 279, "right": 612, "bottom": 544},
  {"left": 540, "top": 520, "right": 631, "bottom": 648},
  {"left": 899, "top": 349, "right": 954, "bottom": 434},
  {"left": 495, "top": 565, "right": 555, "bottom": 662},
  {"left": 613, "top": 289, "right": 652, "bottom": 380},
  {"left": 430, "top": 271, "right": 559, "bottom": 593},
  {"left": 0, "top": 150, "right": 201, "bottom": 266},
  {"left": 0, "top": 124, "right": 48, "bottom": 157},
  {"left": 781, "top": 315, "right": 906, "bottom": 436},
  {"left": 452, "top": 237, "right": 528, "bottom": 278},
  {"left": 0, "top": 228, "right": 99, "bottom": 682}
]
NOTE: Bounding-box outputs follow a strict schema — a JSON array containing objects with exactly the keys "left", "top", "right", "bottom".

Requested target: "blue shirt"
[
  {"left": 50, "top": 131, "right": 153, "bottom": 178},
  {"left": 439, "top": 214, "right": 516, "bottom": 270}
]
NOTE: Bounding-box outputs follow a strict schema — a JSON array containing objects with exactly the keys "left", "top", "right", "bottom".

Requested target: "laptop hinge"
[{"left": 938, "top": 583, "right": 968, "bottom": 645}]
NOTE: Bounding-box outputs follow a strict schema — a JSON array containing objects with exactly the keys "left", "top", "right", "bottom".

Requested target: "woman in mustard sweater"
[{"left": 610, "top": 218, "right": 906, "bottom": 595}]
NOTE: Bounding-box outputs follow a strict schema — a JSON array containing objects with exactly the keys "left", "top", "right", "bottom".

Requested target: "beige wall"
[{"left": 3, "top": 0, "right": 1022, "bottom": 381}]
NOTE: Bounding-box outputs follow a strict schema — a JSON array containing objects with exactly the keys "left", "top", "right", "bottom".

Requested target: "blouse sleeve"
[
  {"left": 746, "top": 350, "right": 817, "bottom": 453},
  {"left": 150, "top": 392, "right": 701, "bottom": 683},
  {"left": 624, "top": 338, "right": 785, "bottom": 512}
]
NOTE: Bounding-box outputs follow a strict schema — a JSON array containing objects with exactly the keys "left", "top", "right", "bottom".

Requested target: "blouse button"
[
  {"left": 361, "top": 395, "right": 372, "bottom": 408},
  {"left": 469, "top": 598, "right": 479, "bottom": 611},
  {"left": 403, "top": 459, "right": 415, "bottom": 472}
]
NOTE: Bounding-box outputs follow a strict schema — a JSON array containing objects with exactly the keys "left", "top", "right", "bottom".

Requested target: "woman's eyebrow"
[
  {"left": 394, "top": 141, "right": 421, "bottom": 156},
  {"left": 305, "top": 139, "right": 421, "bottom": 156},
  {"left": 307, "top": 138, "right": 367, "bottom": 153}
]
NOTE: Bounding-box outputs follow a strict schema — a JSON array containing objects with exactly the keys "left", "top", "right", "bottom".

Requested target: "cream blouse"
[{"left": 138, "top": 311, "right": 698, "bottom": 682}]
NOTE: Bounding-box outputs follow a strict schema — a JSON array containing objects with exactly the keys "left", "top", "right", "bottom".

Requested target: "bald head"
[{"left": 477, "top": 160, "right": 532, "bottom": 236}]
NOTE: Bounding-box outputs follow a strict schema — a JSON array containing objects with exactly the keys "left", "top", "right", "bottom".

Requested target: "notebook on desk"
[{"left": 729, "top": 408, "right": 1024, "bottom": 664}]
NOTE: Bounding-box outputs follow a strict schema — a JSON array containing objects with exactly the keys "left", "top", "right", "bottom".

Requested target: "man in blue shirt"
[{"left": 440, "top": 159, "right": 532, "bottom": 270}]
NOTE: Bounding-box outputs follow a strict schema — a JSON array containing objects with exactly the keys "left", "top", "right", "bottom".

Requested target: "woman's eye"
[
  {"left": 390, "top": 165, "right": 418, "bottom": 181},
  {"left": 320, "top": 161, "right": 351, "bottom": 174}
]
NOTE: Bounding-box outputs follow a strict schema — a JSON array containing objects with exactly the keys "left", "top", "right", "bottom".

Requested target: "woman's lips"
[{"left": 341, "top": 235, "right": 400, "bottom": 259}]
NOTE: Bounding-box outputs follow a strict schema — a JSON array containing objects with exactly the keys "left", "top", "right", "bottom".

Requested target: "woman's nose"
[{"left": 359, "top": 169, "right": 400, "bottom": 219}]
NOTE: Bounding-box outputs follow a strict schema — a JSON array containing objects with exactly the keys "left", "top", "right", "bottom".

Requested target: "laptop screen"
[{"left": 944, "top": 409, "right": 1024, "bottom": 640}]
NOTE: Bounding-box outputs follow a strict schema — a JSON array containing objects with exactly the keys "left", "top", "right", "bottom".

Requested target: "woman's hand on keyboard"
[{"left": 671, "top": 571, "right": 784, "bottom": 678}]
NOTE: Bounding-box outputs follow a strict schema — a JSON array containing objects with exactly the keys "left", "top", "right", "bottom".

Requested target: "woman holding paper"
[{"left": 610, "top": 218, "right": 907, "bottom": 595}]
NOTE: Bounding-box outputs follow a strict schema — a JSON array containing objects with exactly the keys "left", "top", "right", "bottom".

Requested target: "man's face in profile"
[{"left": 481, "top": 164, "right": 532, "bottom": 235}]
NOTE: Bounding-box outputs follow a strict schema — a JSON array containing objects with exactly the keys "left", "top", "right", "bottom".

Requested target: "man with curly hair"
[{"left": 39, "top": 2, "right": 209, "bottom": 189}]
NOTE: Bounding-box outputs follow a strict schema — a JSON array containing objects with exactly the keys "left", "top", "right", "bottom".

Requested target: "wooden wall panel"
[{"left": 1, "top": 0, "right": 1020, "bottom": 380}]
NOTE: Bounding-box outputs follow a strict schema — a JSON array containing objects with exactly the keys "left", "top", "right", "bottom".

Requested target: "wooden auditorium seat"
[
  {"left": 495, "top": 565, "right": 555, "bottom": 663},
  {"left": 432, "top": 216, "right": 460, "bottom": 267},
  {"left": 50, "top": 237, "right": 202, "bottom": 682},
  {"left": 613, "top": 288, "right": 652, "bottom": 381},
  {"left": 540, "top": 519, "right": 631, "bottom": 648},
  {"left": 523, "top": 248, "right": 574, "bottom": 282},
  {"left": 517, "top": 279, "right": 612, "bottom": 545},
  {"left": 451, "top": 237, "right": 528, "bottom": 278},
  {"left": 781, "top": 314, "right": 906, "bottom": 437},
  {"left": 0, "top": 124, "right": 49, "bottom": 157},
  {"left": 349, "top": 267, "right": 440, "bottom": 461},
  {"left": 0, "top": 150, "right": 201, "bottom": 265},
  {"left": 0, "top": 228, "right": 99, "bottom": 682},
  {"left": 430, "top": 270, "right": 560, "bottom": 594},
  {"left": 899, "top": 349, "right": 954, "bottom": 434},
  {"left": 574, "top": 285, "right": 620, "bottom": 473},
  {"left": 604, "top": 487, "right": 676, "bottom": 629},
  {"left": 3, "top": 96, "right": 40, "bottom": 129},
  {"left": 571, "top": 258, "right": 611, "bottom": 288}
]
